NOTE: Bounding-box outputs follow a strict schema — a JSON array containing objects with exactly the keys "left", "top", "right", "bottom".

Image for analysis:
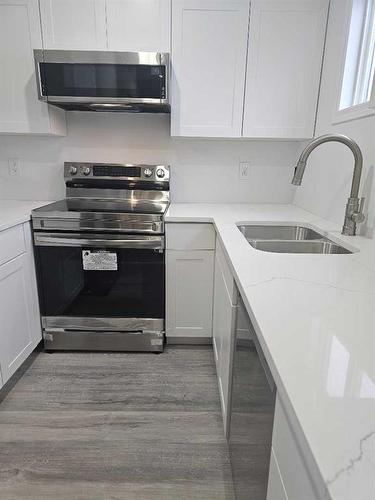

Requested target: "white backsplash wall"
[
  {"left": 0, "top": 112, "right": 299, "bottom": 203},
  {"left": 293, "top": 0, "right": 375, "bottom": 236}
]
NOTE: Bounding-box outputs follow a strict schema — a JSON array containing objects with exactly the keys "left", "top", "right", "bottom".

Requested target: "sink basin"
[
  {"left": 237, "top": 225, "right": 324, "bottom": 241},
  {"left": 248, "top": 240, "right": 352, "bottom": 254},
  {"left": 238, "top": 224, "right": 352, "bottom": 254}
]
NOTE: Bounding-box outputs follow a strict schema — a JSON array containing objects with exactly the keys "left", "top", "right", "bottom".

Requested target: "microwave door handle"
[{"left": 33, "top": 234, "right": 164, "bottom": 250}]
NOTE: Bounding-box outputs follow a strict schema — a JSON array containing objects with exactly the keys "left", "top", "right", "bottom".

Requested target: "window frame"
[
  {"left": 333, "top": 0, "right": 375, "bottom": 124},
  {"left": 370, "top": 77, "right": 375, "bottom": 106}
]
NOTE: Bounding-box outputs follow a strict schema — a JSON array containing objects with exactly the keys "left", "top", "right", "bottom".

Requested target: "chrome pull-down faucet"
[{"left": 292, "top": 133, "right": 365, "bottom": 236}]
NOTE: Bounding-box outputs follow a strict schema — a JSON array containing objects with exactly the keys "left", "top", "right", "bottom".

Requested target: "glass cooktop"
[{"left": 32, "top": 198, "right": 169, "bottom": 216}]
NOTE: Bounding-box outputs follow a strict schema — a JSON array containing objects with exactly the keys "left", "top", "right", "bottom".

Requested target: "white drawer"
[
  {"left": 0, "top": 225, "right": 26, "bottom": 267},
  {"left": 216, "top": 239, "right": 237, "bottom": 305},
  {"left": 267, "top": 448, "right": 288, "bottom": 500},
  {"left": 272, "top": 396, "right": 319, "bottom": 500},
  {"left": 166, "top": 223, "right": 215, "bottom": 250}
]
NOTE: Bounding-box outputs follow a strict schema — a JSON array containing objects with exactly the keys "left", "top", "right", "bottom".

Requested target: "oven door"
[{"left": 34, "top": 233, "right": 165, "bottom": 333}]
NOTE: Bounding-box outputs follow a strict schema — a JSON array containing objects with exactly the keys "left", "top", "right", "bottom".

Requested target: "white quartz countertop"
[
  {"left": 166, "top": 203, "right": 375, "bottom": 500},
  {"left": 0, "top": 200, "right": 49, "bottom": 232}
]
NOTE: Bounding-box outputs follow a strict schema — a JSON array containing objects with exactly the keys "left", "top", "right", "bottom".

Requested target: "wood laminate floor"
[{"left": 0, "top": 347, "right": 234, "bottom": 500}]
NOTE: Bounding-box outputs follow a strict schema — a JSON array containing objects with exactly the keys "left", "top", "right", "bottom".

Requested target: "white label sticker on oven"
[{"left": 82, "top": 250, "right": 118, "bottom": 271}]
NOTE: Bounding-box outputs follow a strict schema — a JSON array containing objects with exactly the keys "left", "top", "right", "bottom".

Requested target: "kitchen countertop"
[
  {"left": 0, "top": 200, "right": 49, "bottom": 232},
  {"left": 166, "top": 203, "right": 375, "bottom": 500}
]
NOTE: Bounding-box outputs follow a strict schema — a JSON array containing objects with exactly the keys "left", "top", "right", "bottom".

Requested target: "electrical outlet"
[
  {"left": 8, "top": 158, "right": 20, "bottom": 177},
  {"left": 239, "top": 162, "right": 250, "bottom": 180}
]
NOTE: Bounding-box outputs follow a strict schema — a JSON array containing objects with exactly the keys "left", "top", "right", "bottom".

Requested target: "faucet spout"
[
  {"left": 291, "top": 134, "right": 365, "bottom": 235},
  {"left": 292, "top": 159, "right": 307, "bottom": 186}
]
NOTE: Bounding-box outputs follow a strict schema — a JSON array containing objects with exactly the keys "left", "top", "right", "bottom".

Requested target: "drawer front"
[
  {"left": 0, "top": 225, "right": 26, "bottom": 267},
  {"left": 166, "top": 223, "right": 215, "bottom": 250},
  {"left": 267, "top": 449, "right": 289, "bottom": 500},
  {"left": 216, "top": 239, "right": 236, "bottom": 305},
  {"left": 272, "top": 396, "right": 319, "bottom": 500}
]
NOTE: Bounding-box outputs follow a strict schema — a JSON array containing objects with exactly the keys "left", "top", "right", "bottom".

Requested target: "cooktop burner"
[{"left": 32, "top": 198, "right": 169, "bottom": 216}]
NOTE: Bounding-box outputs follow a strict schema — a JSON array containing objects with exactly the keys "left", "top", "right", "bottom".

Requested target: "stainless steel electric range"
[{"left": 32, "top": 162, "right": 170, "bottom": 352}]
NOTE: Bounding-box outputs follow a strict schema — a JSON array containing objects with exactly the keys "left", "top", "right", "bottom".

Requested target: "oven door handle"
[{"left": 34, "top": 233, "right": 164, "bottom": 250}]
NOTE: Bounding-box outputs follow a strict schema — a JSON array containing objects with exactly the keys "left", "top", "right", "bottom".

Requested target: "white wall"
[
  {"left": 293, "top": 0, "right": 375, "bottom": 236},
  {"left": 0, "top": 112, "right": 299, "bottom": 203}
]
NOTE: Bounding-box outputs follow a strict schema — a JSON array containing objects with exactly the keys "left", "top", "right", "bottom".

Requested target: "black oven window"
[
  {"left": 35, "top": 246, "right": 165, "bottom": 319},
  {"left": 39, "top": 63, "right": 166, "bottom": 98}
]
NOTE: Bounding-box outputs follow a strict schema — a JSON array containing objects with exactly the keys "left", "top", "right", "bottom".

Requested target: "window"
[{"left": 339, "top": 0, "right": 375, "bottom": 113}]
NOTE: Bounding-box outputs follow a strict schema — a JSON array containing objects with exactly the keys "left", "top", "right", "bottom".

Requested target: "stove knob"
[
  {"left": 144, "top": 168, "right": 153, "bottom": 178},
  {"left": 156, "top": 168, "right": 165, "bottom": 179},
  {"left": 69, "top": 166, "right": 78, "bottom": 175},
  {"left": 83, "top": 167, "right": 91, "bottom": 176}
]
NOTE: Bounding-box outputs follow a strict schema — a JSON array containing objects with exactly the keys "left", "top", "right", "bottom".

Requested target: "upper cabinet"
[
  {"left": 40, "top": 0, "right": 171, "bottom": 52},
  {"left": 39, "top": 0, "right": 107, "bottom": 50},
  {"left": 0, "top": 0, "right": 66, "bottom": 135},
  {"left": 243, "top": 0, "right": 329, "bottom": 139},
  {"left": 2, "top": 0, "right": 328, "bottom": 138},
  {"left": 106, "top": 0, "right": 171, "bottom": 52},
  {"left": 171, "top": 0, "right": 329, "bottom": 139},
  {"left": 171, "top": 0, "right": 250, "bottom": 138}
]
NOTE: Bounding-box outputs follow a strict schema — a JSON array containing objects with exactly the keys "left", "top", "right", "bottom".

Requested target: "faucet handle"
[
  {"left": 352, "top": 197, "right": 365, "bottom": 224},
  {"left": 360, "top": 196, "right": 365, "bottom": 211}
]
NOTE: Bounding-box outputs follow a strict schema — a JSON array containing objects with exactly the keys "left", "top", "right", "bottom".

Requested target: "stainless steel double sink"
[{"left": 237, "top": 225, "right": 352, "bottom": 254}]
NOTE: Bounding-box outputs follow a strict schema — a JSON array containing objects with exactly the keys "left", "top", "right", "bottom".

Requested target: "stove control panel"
[{"left": 64, "top": 163, "right": 170, "bottom": 183}]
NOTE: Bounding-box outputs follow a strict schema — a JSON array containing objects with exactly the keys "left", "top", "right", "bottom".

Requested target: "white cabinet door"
[
  {"left": 212, "top": 250, "right": 236, "bottom": 435},
  {"left": 0, "top": 223, "right": 41, "bottom": 386},
  {"left": 0, "top": 0, "right": 66, "bottom": 135},
  {"left": 0, "top": 253, "right": 35, "bottom": 384},
  {"left": 268, "top": 395, "right": 319, "bottom": 500},
  {"left": 40, "top": 0, "right": 107, "bottom": 50},
  {"left": 166, "top": 250, "right": 214, "bottom": 339},
  {"left": 267, "top": 449, "right": 289, "bottom": 500},
  {"left": 106, "top": 0, "right": 171, "bottom": 52},
  {"left": 243, "top": 0, "right": 328, "bottom": 139},
  {"left": 171, "top": 0, "right": 250, "bottom": 137}
]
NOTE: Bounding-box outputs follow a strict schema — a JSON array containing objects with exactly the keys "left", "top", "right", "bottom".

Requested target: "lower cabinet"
[
  {"left": 212, "top": 240, "right": 237, "bottom": 435},
  {"left": 166, "top": 249, "right": 214, "bottom": 339},
  {"left": 267, "top": 449, "right": 289, "bottom": 500},
  {"left": 0, "top": 223, "right": 42, "bottom": 387},
  {"left": 166, "top": 223, "right": 216, "bottom": 341},
  {"left": 267, "top": 395, "right": 320, "bottom": 500}
]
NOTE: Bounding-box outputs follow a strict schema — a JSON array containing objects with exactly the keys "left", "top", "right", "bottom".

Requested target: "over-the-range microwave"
[{"left": 34, "top": 50, "right": 170, "bottom": 113}]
